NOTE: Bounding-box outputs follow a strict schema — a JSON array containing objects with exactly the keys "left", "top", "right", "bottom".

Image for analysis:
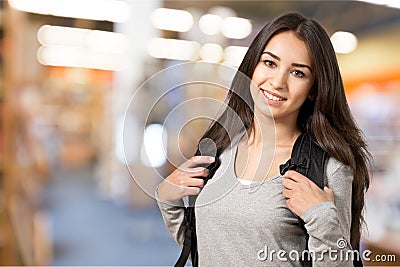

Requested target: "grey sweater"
[{"left": 157, "top": 137, "right": 354, "bottom": 266}]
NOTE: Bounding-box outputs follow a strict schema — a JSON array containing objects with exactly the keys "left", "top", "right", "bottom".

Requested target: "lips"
[{"left": 261, "top": 89, "right": 287, "bottom": 101}]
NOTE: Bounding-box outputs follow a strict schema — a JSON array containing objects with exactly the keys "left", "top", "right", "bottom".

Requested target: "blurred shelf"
[{"left": 363, "top": 233, "right": 400, "bottom": 266}]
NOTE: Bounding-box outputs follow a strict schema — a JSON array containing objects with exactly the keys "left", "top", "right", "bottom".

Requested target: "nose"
[{"left": 269, "top": 69, "right": 287, "bottom": 90}]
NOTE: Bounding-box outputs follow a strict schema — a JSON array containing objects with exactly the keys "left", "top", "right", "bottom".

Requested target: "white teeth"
[{"left": 262, "top": 90, "right": 284, "bottom": 101}]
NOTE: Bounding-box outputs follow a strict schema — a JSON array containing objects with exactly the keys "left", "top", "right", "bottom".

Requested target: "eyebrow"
[{"left": 262, "top": 51, "right": 313, "bottom": 73}]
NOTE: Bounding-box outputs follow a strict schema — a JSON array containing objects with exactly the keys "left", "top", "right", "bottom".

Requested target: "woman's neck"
[{"left": 248, "top": 116, "right": 301, "bottom": 148}]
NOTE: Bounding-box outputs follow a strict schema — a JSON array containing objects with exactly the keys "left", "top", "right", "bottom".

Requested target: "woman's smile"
[{"left": 260, "top": 88, "right": 287, "bottom": 105}]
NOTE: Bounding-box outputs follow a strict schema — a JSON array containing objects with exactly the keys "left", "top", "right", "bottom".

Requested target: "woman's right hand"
[{"left": 157, "top": 156, "right": 215, "bottom": 203}]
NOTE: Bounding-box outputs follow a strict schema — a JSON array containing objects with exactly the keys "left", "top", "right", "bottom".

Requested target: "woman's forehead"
[{"left": 262, "top": 31, "right": 314, "bottom": 67}]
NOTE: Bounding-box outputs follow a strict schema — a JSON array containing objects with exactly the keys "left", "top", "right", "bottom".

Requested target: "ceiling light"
[
  {"left": 223, "top": 46, "right": 248, "bottom": 66},
  {"left": 151, "top": 8, "right": 193, "bottom": 32},
  {"left": 37, "top": 25, "right": 128, "bottom": 53},
  {"left": 140, "top": 124, "right": 167, "bottom": 168},
  {"left": 37, "top": 45, "right": 126, "bottom": 71},
  {"left": 222, "top": 17, "right": 252, "bottom": 39},
  {"left": 330, "top": 31, "right": 358, "bottom": 54},
  {"left": 354, "top": 0, "right": 400, "bottom": 9},
  {"left": 9, "top": 0, "right": 131, "bottom": 23},
  {"left": 200, "top": 43, "right": 224, "bottom": 63},
  {"left": 387, "top": 2, "right": 400, "bottom": 8},
  {"left": 199, "top": 14, "right": 223, "bottom": 35},
  {"left": 147, "top": 38, "right": 200, "bottom": 61}
]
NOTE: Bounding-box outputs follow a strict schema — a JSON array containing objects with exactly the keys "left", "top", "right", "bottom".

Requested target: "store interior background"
[{"left": 1, "top": 0, "right": 400, "bottom": 265}]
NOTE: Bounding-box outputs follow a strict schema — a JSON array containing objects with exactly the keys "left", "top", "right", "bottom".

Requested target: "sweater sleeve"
[
  {"left": 156, "top": 189, "right": 186, "bottom": 248},
  {"left": 300, "top": 157, "right": 354, "bottom": 267}
]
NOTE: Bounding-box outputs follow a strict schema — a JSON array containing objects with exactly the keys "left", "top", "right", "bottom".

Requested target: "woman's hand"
[
  {"left": 157, "top": 156, "right": 215, "bottom": 203},
  {"left": 282, "top": 170, "right": 334, "bottom": 216}
]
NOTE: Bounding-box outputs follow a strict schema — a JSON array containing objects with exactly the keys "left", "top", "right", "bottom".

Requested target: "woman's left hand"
[{"left": 282, "top": 170, "right": 334, "bottom": 216}]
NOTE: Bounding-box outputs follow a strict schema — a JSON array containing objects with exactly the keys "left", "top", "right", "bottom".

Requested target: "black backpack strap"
[
  {"left": 280, "top": 133, "right": 328, "bottom": 266},
  {"left": 280, "top": 133, "right": 363, "bottom": 266},
  {"left": 279, "top": 132, "right": 327, "bottom": 188},
  {"left": 175, "top": 205, "right": 197, "bottom": 267},
  {"left": 174, "top": 149, "right": 221, "bottom": 267}
]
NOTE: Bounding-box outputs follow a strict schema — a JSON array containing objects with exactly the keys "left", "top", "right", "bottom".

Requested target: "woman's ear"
[{"left": 308, "top": 83, "right": 317, "bottom": 101}]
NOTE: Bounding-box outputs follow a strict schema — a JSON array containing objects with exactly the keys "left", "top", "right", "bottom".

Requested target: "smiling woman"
[{"left": 157, "top": 12, "right": 371, "bottom": 266}]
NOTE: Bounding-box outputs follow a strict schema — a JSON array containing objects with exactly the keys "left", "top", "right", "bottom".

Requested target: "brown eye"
[
  {"left": 291, "top": 70, "right": 305, "bottom": 78},
  {"left": 262, "top": 60, "right": 276, "bottom": 68}
]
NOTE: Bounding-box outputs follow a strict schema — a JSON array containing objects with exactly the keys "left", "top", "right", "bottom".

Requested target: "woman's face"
[{"left": 250, "top": 31, "right": 315, "bottom": 124}]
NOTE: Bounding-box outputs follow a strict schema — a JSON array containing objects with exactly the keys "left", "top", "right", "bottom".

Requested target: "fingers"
[
  {"left": 282, "top": 171, "right": 335, "bottom": 217},
  {"left": 176, "top": 156, "right": 213, "bottom": 180},
  {"left": 285, "top": 199, "right": 294, "bottom": 211},
  {"left": 283, "top": 170, "right": 306, "bottom": 182},
  {"left": 185, "top": 186, "right": 202, "bottom": 196},
  {"left": 178, "top": 166, "right": 210, "bottom": 178},
  {"left": 282, "top": 188, "right": 292, "bottom": 199},
  {"left": 157, "top": 177, "right": 203, "bottom": 202},
  {"left": 172, "top": 174, "right": 205, "bottom": 187},
  {"left": 186, "top": 177, "right": 205, "bottom": 187},
  {"left": 165, "top": 156, "right": 214, "bottom": 189},
  {"left": 158, "top": 156, "right": 214, "bottom": 202},
  {"left": 181, "top": 156, "right": 215, "bottom": 169},
  {"left": 284, "top": 170, "right": 320, "bottom": 190},
  {"left": 282, "top": 176, "right": 298, "bottom": 190}
]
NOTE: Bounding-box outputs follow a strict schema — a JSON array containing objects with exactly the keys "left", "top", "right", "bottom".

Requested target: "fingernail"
[{"left": 209, "top": 156, "right": 215, "bottom": 162}]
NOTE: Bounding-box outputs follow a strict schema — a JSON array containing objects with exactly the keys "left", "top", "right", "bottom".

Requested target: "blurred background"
[{"left": 0, "top": 0, "right": 399, "bottom": 266}]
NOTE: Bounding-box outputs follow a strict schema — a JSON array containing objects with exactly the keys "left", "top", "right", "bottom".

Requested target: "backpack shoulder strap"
[
  {"left": 174, "top": 205, "right": 197, "bottom": 267},
  {"left": 279, "top": 132, "right": 328, "bottom": 188},
  {"left": 174, "top": 148, "right": 221, "bottom": 267},
  {"left": 279, "top": 132, "right": 329, "bottom": 266},
  {"left": 279, "top": 133, "right": 363, "bottom": 266}
]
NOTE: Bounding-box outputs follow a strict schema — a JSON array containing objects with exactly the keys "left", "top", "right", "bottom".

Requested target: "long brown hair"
[{"left": 199, "top": 12, "right": 371, "bottom": 248}]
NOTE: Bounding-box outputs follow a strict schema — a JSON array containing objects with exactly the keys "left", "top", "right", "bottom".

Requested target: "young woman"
[{"left": 157, "top": 12, "right": 371, "bottom": 266}]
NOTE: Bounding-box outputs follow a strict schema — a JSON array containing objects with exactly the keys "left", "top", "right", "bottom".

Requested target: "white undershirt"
[{"left": 236, "top": 178, "right": 256, "bottom": 185}]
